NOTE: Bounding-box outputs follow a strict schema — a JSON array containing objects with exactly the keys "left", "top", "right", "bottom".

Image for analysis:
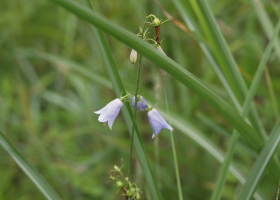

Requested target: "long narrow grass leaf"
[
  {"left": 237, "top": 120, "right": 280, "bottom": 200},
  {"left": 172, "top": 0, "right": 267, "bottom": 141},
  {"left": 210, "top": 18, "right": 280, "bottom": 200},
  {"left": 0, "top": 131, "right": 62, "bottom": 200},
  {"left": 250, "top": 0, "right": 280, "bottom": 59},
  {"left": 159, "top": 112, "right": 265, "bottom": 200},
  {"left": 241, "top": 19, "right": 280, "bottom": 117}
]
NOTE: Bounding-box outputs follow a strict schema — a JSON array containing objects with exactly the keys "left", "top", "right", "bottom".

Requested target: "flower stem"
[
  {"left": 164, "top": 89, "right": 184, "bottom": 200},
  {"left": 128, "top": 19, "right": 148, "bottom": 182},
  {"left": 128, "top": 53, "right": 142, "bottom": 181}
]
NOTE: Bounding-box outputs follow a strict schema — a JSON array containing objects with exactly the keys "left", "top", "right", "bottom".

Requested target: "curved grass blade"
[
  {"left": 159, "top": 112, "right": 265, "bottom": 200},
  {"left": 178, "top": 0, "right": 267, "bottom": 140},
  {"left": 237, "top": 120, "right": 280, "bottom": 200},
  {"left": 47, "top": 0, "right": 263, "bottom": 152},
  {"left": 188, "top": 0, "right": 267, "bottom": 140},
  {"left": 0, "top": 131, "right": 62, "bottom": 200},
  {"left": 78, "top": 0, "right": 161, "bottom": 199},
  {"left": 250, "top": 0, "right": 280, "bottom": 59},
  {"left": 171, "top": 0, "right": 242, "bottom": 112},
  {"left": 211, "top": 18, "right": 280, "bottom": 200}
]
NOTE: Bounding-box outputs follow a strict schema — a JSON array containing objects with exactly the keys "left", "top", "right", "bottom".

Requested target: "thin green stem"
[
  {"left": 128, "top": 19, "right": 148, "bottom": 181},
  {"left": 164, "top": 89, "right": 184, "bottom": 200},
  {"left": 128, "top": 54, "right": 143, "bottom": 181},
  {"left": 264, "top": 67, "right": 279, "bottom": 121},
  {"left": 154, "top": 134, "right": 162, "bottom": 191}
]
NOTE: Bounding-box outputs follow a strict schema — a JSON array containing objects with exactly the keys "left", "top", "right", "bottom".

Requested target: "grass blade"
[
  {"left": 159, "top": 112, "right": 265, "bottom": 200},
  {"left": 47, "top": 0, "right": 263, "bottom": 152},
  {"left": 241, "top": 19, "right": 280, "bottom": 117},
  {"left": 0, "top": 131, "right": 62, "bottom": 200},
  {"left": 189, "top": 0, "right": 247, "bottom": 103},
  {"left": 185, "top": 0, "right": 267, "bottom": 139},
  {"left": 237, "top": 120, "right": 280, "bottom": 200},
  {"left": 210, "top": 18, "right": 280, "bottom": 200},
  {"left": 250, "top": 0, "right": 280, "bottom": 59},
  {"left": 210, "top": 131, "right": 240, "bottom": 200}
]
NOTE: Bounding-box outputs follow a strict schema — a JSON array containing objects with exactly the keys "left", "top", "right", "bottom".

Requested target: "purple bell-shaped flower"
[
  {"left": 131, "top": 96, "right": 148, "bottom": 111},
  {"left": 94, "top": 98, "right": 123, "bottom": 130},
  {"left": 147, "top": 109, "right": 173, "bottom": 138}
]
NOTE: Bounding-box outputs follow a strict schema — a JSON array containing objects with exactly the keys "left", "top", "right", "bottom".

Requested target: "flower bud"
[
  {"left": 116, "top": 181, "right": 123, "bottom": 188},
  {"left": 109, "top": 176, "right": 115, "bottom": 181},
  {"left": 130, "top": 49, "right": 137, "bottom": 64},
  {"left": 136, "top": 192, "right": 141, "bottom": 199},
  {"left": 153, "top": 18, "right": 161, "bottom": 26},
  {"left": 130, "top": 187, "right": 135, "bottom": 193},
  {"left": 126, "top": 190, "right": 133, "bottom": 197},
  {"left": 114, "top": 165, "right": 120, "bottom": 172}
]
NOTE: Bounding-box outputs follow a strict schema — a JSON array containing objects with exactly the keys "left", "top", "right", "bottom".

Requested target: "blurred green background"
[{"left": 1, "top": 0, "right": 280, "bottom": 199}]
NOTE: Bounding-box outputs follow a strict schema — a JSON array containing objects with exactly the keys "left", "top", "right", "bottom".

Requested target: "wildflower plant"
[{"left": 93, "top": 14, "right": 174, "bottom": 199}]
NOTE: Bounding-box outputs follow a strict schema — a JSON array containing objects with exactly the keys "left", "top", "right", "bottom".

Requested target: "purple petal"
[
  {"left": 131, "top": 96, "right": 148, "bottom": 111},
  {"left": 94, "top": 98, "right": 123, "bottom": 129},
  {"left": 147, "top": 109, "right": 173, "bottom": 138},
  {"left": 107, "top": 103, "right": 123, "bottom": 129}
]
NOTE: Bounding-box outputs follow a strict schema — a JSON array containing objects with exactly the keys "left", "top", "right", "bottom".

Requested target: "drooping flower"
[
  {"left": 131, "top": 95, "right": 148, "bottom": 111},
  {"left": 94, "top": 98, "right": 123, "bottom": 130},
  {"left": 130, "top": 49, "right": 137, "bottom": 64},
  {"left": 147, "top": 109, "right": 173, "bottom": 138}
]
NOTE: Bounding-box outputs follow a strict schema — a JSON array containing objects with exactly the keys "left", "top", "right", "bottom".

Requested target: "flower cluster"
[
  {"left": 95, "top": 13, "right": 170, "bottom": 200},
  {"left": 94, "top": 94, "right": 173, "bottom": 138},
  {"left": 109, "top": 165, "right": 141, "bottom": 199}
]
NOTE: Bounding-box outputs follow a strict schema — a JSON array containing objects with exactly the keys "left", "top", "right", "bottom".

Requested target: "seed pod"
[
  {"left": 114, "top": 165, "right": 120, "bottom": 172},
  {"left": 116, "top": 181, "right": 123, "bottom": 188},
  {"left": 126, "top": 190, "right": 133, "bottom": 197},
  {"left": 130, "top": 187, "right": 135, "bottom": 193}
]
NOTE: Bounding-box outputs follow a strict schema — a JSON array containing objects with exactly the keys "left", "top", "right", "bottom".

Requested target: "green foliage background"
[{"left": 1, "top": 0, "right": 280, "bottom": 199}]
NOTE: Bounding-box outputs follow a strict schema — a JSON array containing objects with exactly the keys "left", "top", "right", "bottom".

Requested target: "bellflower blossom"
[
  {"left": 148, "top": 108, "right": 173, "bottom": 138},
  {"left": 131, "top": 95, "right": 148, "bottom": 111},
  {"left": 94, "top": 98, "right": 123, "bottom": 130}
]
